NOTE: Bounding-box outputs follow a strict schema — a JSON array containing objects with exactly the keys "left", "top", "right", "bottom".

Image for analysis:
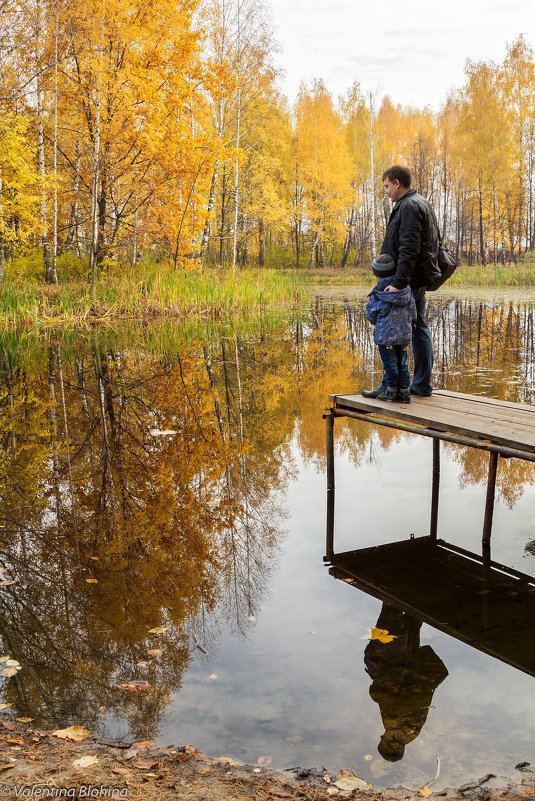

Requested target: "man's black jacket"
[{"left": 381, "top": 188, "right": 441, "bottom": 290}]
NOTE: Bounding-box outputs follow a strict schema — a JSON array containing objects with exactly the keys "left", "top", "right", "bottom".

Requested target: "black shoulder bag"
[{"left": 426, "top": 214, "right": 459, "bottom": 291}]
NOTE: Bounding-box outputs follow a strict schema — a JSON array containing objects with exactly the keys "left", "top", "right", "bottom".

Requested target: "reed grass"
[{"left": 0, "top": 261, "right": 308, "bottom": 328}]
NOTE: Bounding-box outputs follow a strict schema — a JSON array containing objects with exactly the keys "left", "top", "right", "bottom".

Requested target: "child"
[{"left": 363, "top": 254, "right": 417, "bottom": 403}]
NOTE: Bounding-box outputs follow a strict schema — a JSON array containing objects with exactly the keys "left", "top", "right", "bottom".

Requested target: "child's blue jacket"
[{"left": 366, "top": 277, "right": 417, "bottom": 346}]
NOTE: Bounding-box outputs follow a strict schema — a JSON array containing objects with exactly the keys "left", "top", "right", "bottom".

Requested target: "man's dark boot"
[
  {"left": 376, "top": 386, "right": 397, "bottom": 401},
  {"left": 362, "top": 387, "right": 384, "bottom": 398},
  {"left": 397, "top": 387, "right": 411, "bottom": 403}
]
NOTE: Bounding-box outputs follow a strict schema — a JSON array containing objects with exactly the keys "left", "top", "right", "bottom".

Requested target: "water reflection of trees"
[
  {"left": 0, "top": 333, "right": 295, "bottom": 734},
  {"left": 1, "top": 295, "right": 535, "bottom": 732}
]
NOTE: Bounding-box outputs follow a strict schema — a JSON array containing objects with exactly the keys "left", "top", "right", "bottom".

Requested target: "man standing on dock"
[{"left": 363, "top": 165, "right": 441, "bottom": 398}]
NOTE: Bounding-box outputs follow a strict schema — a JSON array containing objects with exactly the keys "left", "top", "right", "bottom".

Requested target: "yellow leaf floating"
[
  {"left": 361, "top": 628, "right": 398, "bottom": 644},
  {"left": 85, "top": 578, "right": 98, "bottom": 584}
]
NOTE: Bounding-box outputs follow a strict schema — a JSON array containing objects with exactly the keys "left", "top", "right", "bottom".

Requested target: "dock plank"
[{"left": 328, "top": 390, "right": 535, "bottom": 454}]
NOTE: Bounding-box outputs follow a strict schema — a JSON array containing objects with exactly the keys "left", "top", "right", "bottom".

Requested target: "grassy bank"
[
  {"left": 0, "top": 259, "right": 308, "bottom": 327},
  {"left": 284, "top": 257, "right": 535, "bottom": 288}
]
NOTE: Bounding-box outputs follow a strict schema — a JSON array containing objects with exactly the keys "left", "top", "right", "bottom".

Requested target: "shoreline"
[{"left": 1, "top": 720, "right": 533, "bottom": 800}]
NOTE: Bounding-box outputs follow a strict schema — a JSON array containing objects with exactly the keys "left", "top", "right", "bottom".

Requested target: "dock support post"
[
  {"left": 430, "top": 439, "right": 440, "bottom": 540},
  {"left": 482, "top": 452, "right": 499, "bottom": 545},
  {"left": 325, "top": 410, "right": 335, "bottom": 561}
]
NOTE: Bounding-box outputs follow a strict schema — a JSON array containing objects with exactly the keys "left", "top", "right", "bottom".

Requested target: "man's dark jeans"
[
  {"left": 411, "top": 287, "right": 433, "bottom": 395},
  {"left": 377, "top": 344, "right": 410, "bottom": 389}
]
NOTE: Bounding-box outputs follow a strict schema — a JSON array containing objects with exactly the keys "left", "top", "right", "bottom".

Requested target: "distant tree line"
[{"left": 1, "top": 0, "right": 534, "bottom": 280}]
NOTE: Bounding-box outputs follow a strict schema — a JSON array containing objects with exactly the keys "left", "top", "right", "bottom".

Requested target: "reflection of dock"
[
  {"left": 328, "top": 536, "right": 535, "bottom": 677},
  {"left": 324, "top": 389, "right": 535, "bottom": 545}
]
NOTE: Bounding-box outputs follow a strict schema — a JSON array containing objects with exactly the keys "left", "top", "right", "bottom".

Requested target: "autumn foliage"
[{"left": 1, "top": 0, "right": 535, "bottom": 280}]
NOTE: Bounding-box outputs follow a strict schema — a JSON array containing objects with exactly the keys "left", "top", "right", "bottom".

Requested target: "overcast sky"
[{"left": 267, "top": 0, "right": 534, "bottom": 109}]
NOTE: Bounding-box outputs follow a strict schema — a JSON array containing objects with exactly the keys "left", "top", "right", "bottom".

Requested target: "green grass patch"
[{"left": 0, "top": 259, "right": 309, "bottom": 328}]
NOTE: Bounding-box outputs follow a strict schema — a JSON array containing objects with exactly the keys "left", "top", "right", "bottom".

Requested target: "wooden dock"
[{"left": 324, "top": 388, "right": 535, "bottom": 553}]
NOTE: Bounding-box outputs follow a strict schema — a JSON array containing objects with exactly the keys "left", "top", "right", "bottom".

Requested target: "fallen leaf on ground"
[
  {"left": 257, "top": 755, "right": 273, "bottom": 766},
  {"left": 0, "top": 657, "right": 10, "bottom": 663},
  {"left": 7, "top": 738, "right": 24, "bottom": 745},
  {"left": 218, "top": 757, "right": 238, "bottom": 765},
  {"left": 361, "top": 627, "right": 397, "bottom": 644},
  {"left": 0, "top": 703, "right": 12, "bottom": 709},
  {"left": 133, "top": 741, "right": 154, "bottom": 749},
  {"left": 0, "top": 580, "right": 17, "bottom": 586},
  {"left": 136, "top": 661, "right": 150, "bottom": 667},
  {"left": 418, "top": 788, "right": 433, "bottom": 797},
  {"left": 0, "top": 764, "right": 15, "bottom": 772},
  {"left": 147, "top": 649, "right": 163, "bottom": 656},
  {"left": 6, "top": 659, "right": 20, "bottom": 667},
  {"left": 73, "top": 756, "right": 99, "bottom": 768},
  {"left": 334, "top": 775, "right": 371, "bottom": 791},
  {"left": 148, "top": 627, "right": 167, "bottom": 634},
  {"left": 16, "top": 718, "right": 33, "bottom": 723},
  {"left": 52, "top": 725, "right": 90, "bottom": 742},
  {"left": 1, "top": 722, "right": 17, "bottom": 730},
  {"left": 85, "top": 578, "right": 98, "bottom": 584},
  {"left": 2, "top": 668, "right": 19, "bottom": 678},
  {"left": 132, "top": 758, "right": 158, "bottom": 770},
  {"left": 267, "top": 788, "right": 293, "bottom": 798}
]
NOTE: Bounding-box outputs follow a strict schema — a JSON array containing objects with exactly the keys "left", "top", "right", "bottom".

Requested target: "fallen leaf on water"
[
  {"left": 0, "top": 703, "right": 12, "bottom": 709},
  {"left": 89, "top": 557, "right": 99, "bottom": 561},
  {"left": 16, "top": 718, "right": 33, "bottom": 723},
  {"left": 148, "top": 627, "right": 167, "bottom": 634},
  {"left": 334, "top": 775, "right": 372, "bottom": 792},
  {"left": 119, "top": 681, "right": 150, "bottom": 692},
  {"left": 364, "top": 754, "right": 373, "bottom": 760},
  {"left": 86, "top": 578, "right": 98, "bottom": 584},
  {"left": 133, "top": 741, "right": 154, "bottom": 749},
  {"left": 257, "top": 755, "right": 273, "bottom": 766},
  {"left": 2, "top": 668, "right": 19, "bottom": 678},
  {"left": 209, "top": 673, "right": 218, "bottom": 681},
  {"left": 147, "top": 649, "right": 163, "bottom": 656},
  {"left": 132, "top": 758, "right": 158, "bottom": 770},
  {"left": 73, "top": 755, "right": 99, "bottom": 768},
  {"left": 248, "top": 615, "right": 256, "bottom": 622},
  {"left": 361, "top": 628, "right": 398, "bottom": 644},
  {"left": 285, "top": 736, "right": 302, "bottom": 743},
  {"left": 52, "top": 725, "right": 90, "bottom": 742},
  {"left": 418, "top": 788, "right": 433, "bottom": 797},
  {"left": 6, "top": 659, "right": 20, "bottom": 668}
]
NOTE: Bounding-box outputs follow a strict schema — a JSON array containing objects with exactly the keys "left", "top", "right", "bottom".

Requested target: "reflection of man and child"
[
  {"left": 362, "top": 164, "right": 443, "bottom": 401},
  {"left": 365, "top": 603, "right": 448, "bottom": 762}
]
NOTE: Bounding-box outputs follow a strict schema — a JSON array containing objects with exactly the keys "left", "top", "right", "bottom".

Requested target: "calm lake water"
[{"left": 2, "top": 288, "right": 535, "bottom": 789}]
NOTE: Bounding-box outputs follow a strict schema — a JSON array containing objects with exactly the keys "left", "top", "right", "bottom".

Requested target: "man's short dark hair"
[{"left": 382, "top": 165, "right": 412, "bottom": 188}]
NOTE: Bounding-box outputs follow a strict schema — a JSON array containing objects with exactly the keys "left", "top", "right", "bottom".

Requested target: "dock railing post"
[
  {"left": 325, "top": 409, "right": 335, "bottom": 561},
  {"left": 482, "top": 451, "right": 499, "bottom": 545},
  {"left": 430, "top": 439, "right": 440, "bottom": 540}
]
